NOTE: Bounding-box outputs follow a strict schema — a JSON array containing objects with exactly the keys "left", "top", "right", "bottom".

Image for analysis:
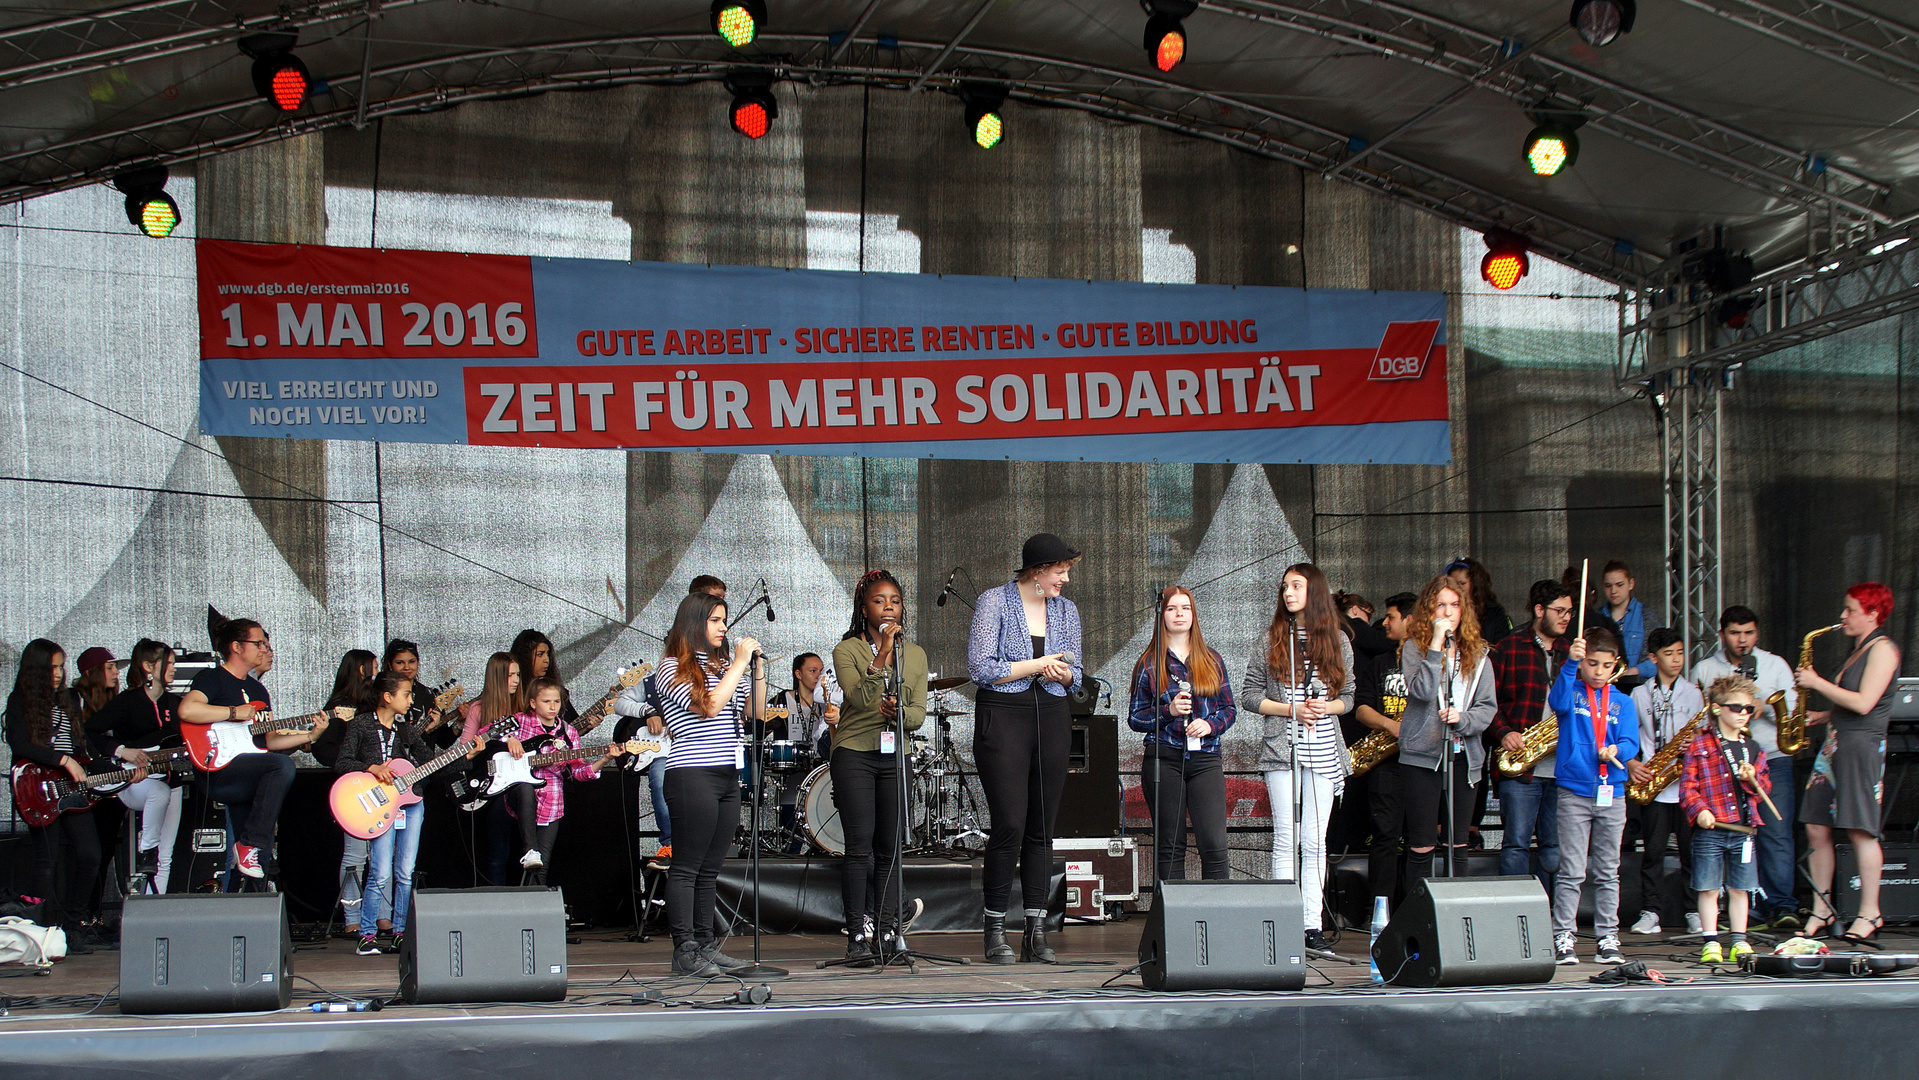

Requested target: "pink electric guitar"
[{"left": 329, "top": 717, "right": 516, "bottom": 840}]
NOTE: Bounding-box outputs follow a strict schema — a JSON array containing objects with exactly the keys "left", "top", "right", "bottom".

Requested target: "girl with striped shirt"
[{"left": 656, "top": 590, "right": 764, "bottom": 977}]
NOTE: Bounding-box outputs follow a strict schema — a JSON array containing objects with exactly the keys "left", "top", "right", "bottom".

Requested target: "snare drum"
[
  {"left": 797, "top": 764, "right": 843, "bottom": 855},
  {"left": 765, "top": 739, "right": 808, "bottom": 772}
]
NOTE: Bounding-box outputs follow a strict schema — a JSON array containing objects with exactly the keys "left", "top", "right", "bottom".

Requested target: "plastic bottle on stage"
[{"left": 1369, "top": 896, "right": 1390, "bottom": 984}]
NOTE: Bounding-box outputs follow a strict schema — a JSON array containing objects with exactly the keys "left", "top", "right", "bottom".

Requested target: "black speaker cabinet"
[
  {"left": 118, "top": 892, "right": 292, "bottom": 1014},
  {"left": 1836, "top": 844, "right": 1919, "bottom": 923},
  {"left": 400, "top": 887, "right": 568, "bottom": 1004},
  {"left": 1371, "top": 875, "right": 1555, "bottom": 987},
  {"left": 1138, "top": 879, "right": 1307, "bottom": 991},
  {"left": 1057, "top": 714, "right": 1119, "bottom": 837}
]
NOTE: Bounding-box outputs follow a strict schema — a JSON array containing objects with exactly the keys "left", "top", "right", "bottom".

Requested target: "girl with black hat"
[{"left": 966, "top": 533, "right": 1082, "bottom": 964}]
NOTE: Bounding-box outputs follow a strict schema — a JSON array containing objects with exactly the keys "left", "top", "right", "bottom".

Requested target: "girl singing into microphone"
[
  {"left": 967, "top": 533, "right": 1082, "bottom": 965},
  {"left": 1396, "top": 574, "right": 1497, "bottom": 890},
  {"left": 1244, "top": 563, "right": 1352, "bottom": 952},
  {"left": 830, "top": 570, "right": 927, "bottom": 964}
]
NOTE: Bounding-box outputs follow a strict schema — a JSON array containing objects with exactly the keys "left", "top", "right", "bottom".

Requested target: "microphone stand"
[
  {"left": 736, "top": 648, "right": 786, "bottom": 980},
  {"left": 1150, "top": 588, "right": 1167, "bottom": 892},
  {"left": 727, "top": 585, "right": 775, "bottom": 629},
  {"left": 871, "top": 626, "right": 967, "bottom": 972},
  {"left": 1440, "top": 632, "right": 1459, "bottom": 879}
]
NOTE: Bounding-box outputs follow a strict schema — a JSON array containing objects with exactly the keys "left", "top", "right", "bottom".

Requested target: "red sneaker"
[{"left": 234, "top": 843, "right": 265, "bottom": 879}]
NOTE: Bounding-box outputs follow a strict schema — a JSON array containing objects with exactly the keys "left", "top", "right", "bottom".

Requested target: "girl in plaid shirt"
[
  {"left": 504, "top": 676, "right": 623, "bottom": 884},
  {"left": 1680, "top": 674, "right": 1773, "bottom": 964}
]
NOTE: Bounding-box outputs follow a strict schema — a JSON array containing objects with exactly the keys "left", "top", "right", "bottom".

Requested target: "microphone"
[
  {"left": 1059, "top": 650, "right": 1075, "bottom": 665},
  {"left": 763, "top": 583, "right": 776, "bottom": 623},
  {"left": 937, "top": 567, "right": 958, "bottom": 607}
]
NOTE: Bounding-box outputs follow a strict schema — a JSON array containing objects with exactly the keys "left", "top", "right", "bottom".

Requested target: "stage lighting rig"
[
  {"left": 1523, "top": 113, "right": 1585, "bottom": 177},
  {"left": 958, "top": 82, "right": 1008, "bottom": 149},
  {"left": 1142, "top": 0, "right": 1197, "bottom": 73},
  {"left": 713, "top": 1, "right": 766, "bottom": 48},
  {"left": 1570, "top": 0, "right": 1634, "bottom": 47},
  {"left": 113, "top": 166, "right": 179, "bottom": 238},
  {"left": 725, "top": 69, "right": 779, "bottom": 139},
  {"left": 1480, "top": 230, "right": 1530, "bottom": 290},
  {"left": 240, "top": 33, "right": 310, "bottom": 112}
]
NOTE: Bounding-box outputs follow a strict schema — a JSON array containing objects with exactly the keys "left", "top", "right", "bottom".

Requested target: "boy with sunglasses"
[{"left": 1680, "top": 674, "right": 1775, "bottom": 964}]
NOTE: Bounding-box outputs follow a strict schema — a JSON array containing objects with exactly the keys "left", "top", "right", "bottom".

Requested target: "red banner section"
[
  {"left": 459, "top": 347, "right": 1448, "bottom": 449},
  {"left": 196, "top": 240, "right": 538, "bottom": 360}
]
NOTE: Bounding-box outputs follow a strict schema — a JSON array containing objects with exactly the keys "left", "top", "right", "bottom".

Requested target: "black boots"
[
  {"left": 982, "top": 913, "right": 1016, "bottom": 965},
  {"left": 672, "top": 936, "right": 720, "bottom": 976},
  {"left": 1021, "top": 915, "right": 1055, "bottom": 963},
  {"left": 846, "top": 915, "right": 877, "bottom": 966}
]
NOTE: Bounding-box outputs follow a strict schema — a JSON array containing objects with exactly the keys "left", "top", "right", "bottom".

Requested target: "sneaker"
[
  {"left": 390, "top": 932, "right": 407, "bottom": 954},
  {"left": 900, "top": 897, "right": 924, "bottom": 934},
  {"left": 136, "top": 846, "right": 160, "bottom": 876},
  {"left": 1729, "top": 941, "right": 1754, "bottom": 965},
  {"left": 1304, "top": 929, "right": 1333, "bottom": 953},
  {"left": 520, "top": 849, "right": 544, "bottom": 870},
  {"left": 1699, "top": 939, "right": 1723, "bottom": 964},
  {"left": 1595, "top": 934, "right": 1625, "bottom": 964},
  {"left": 1554, "top": 931, "right": 1578, "bottom": 965},
  {"left": 645, "top": 844, "right": 672, "bottom": 869},
  {"left": 356, "top": 935, "right": 383, "bottom": 956},
  {"left": 1770, "top": 911, "right": 1802, "bottom": 930},
  {"left": 672, "top": 940, "right": 720, "bottom": 976},
  {"left": 234, "top": 843, "right": 265, "bottom": 879},
  {"left": 1630, "top": 910, "right": 1662, "bottom": 936},
  {"left": 1685, "top": 912, "right": 1703, "bottom": 935}
]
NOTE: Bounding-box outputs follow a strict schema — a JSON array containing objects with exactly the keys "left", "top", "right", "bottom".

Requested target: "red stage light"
[
  {"left": 732, "top": 99, "right": 770, "bottom": 139},
  {"left": 250, "top": 52, "right": 310, "bottom": 112},
  {"left": 1480, "top": 229, "right": 1531, "bottom": 290},
  {"left": 1146, "top": 17, "right": 1186, "bottom": 72},
  {"left": 269, "top": 65, "right": 308, "bottom": 111}
]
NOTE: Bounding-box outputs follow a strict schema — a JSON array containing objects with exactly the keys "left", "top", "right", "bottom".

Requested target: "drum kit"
[{"left": 740, "top": 675, "right": 988, "bottom": 858}]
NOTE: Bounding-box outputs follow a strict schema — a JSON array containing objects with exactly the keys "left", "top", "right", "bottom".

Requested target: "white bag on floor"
[{"left": 0, "top": 917, "right": 64, "bottom": 965}]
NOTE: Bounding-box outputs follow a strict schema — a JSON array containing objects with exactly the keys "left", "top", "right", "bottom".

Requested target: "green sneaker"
[
  {"left": 1699, "top": 940, "right": 1724, "bottom": 965},
  {"left": 1729, "top": 941, "right": 1754, "bottom": 964}
]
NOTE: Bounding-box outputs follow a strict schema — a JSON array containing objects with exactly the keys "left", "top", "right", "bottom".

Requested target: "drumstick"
[{"left": 1576, "top": 558, "right": 1588, "bottom": 642}]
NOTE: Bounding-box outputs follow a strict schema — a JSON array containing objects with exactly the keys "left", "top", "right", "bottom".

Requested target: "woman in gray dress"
[{"left": 1795, "top": 582, "right": 1901, "bottom": 946}]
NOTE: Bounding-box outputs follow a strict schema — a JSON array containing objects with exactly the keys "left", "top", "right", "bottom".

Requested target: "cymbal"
[{"left": 929, "top": 675, "right": 972, "bottom": 691}]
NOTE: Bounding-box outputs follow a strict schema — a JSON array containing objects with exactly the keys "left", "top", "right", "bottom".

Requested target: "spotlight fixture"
[
  {"left": 1523, "top": 113, "right": 1585, "bottom": 177},
  {"left": 240, "top": 32, "right": 309, "bottom": 112},
  {"left": 725, "top": 69, "right": 778, "bottom": 139},
  {"left": 958, "top": 82, "right": 1008, "bottom": 149},
  {"left": 1569, "top": 0, "right": 1635, "bottom": 47},
  {"left": 712, "top": 0, "right": 766, "bottom": 48},
  {"left": 1142, "top": 0, "right": 1197, "bottom": 73},
  {"left": 1480, "top": 230, "right": 1530, "bottom": 290},
  {"left": 113, "top": 165, "right": 180, "bottom": 238}
]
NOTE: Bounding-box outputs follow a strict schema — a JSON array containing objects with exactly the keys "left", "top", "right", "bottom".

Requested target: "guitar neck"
[
  {"left": 525, "top": 745, "right": 601, "bottom": 769},
  {"left": 246, "top": 711, "right": 320, "bottom": 735},
  {"left": 399, "top": 727, "right": 501, "bottom": 791}
]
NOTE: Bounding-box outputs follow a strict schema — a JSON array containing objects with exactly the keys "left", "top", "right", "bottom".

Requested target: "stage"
[{"left": 4, "top": 920, "right": 1916, "bottom": 1080}]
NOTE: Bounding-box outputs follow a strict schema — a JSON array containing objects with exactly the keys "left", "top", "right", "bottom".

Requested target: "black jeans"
[
  {"left": 1398, "top": 756, "right": 1474, "bottom": 888},
  {"left": 1631, "top": 800, "right": 1692, "bottom": 917},
  {"left": 830, "top": 748, "right": 905, "bottom": 928},
  {"left": 664, "top": 765, "right": 739, "bottom": 942},
  {"left": 1368, "top": 758, "right": 1404, "bottom": 903},
  {"left": 505, "top": 785, "right": 561, "bottom": 886},
  {"left": 207, "top": 751, "right": 295, "bottom": 849},
  {"left": 1138, "top": 747, "right": 1228, "bottom": 881},
  {"left": 480, "top": 795, "right": 513, "bottom": 886},
  {"left": 975, "top": 698, "right": 1071, "bottom": 915},
  {"left": 28, "top": 813, "right": 101, "bottom": 929}
]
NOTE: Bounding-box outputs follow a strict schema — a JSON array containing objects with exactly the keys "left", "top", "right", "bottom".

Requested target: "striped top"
[{"left": 657, "top": 653, "right": 751, "bottom": 770}]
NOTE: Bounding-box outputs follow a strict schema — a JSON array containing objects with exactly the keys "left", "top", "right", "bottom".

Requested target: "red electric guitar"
[
  {"left": 10, "top": 748, "right": 193, "bottom": 828},
  {"left": 181, "top": 704, "right": 353, "bottom": 771}
]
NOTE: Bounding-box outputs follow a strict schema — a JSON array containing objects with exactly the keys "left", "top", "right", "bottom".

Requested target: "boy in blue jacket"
[{"left": 1547, "top": 627, "right": 1640, "bottom": 966}]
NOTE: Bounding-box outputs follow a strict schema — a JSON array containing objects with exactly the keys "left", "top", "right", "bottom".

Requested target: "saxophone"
[
  {"left": 1348, "top": 729, "right": 1398, "bottom": 776},
  {"left": 1626, "top": 705, "right": 1709, "bottom": 804},
  {"left": 1496, "top": 704, "right": 1556, "bottom": 777},
  {"left": 1778, "top": 623, "right": 1841, "bottom": 754}
]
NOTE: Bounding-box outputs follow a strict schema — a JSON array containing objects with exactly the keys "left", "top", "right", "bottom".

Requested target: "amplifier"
[
  {"left": 1887, "top": 679, "right": 1919, "bottom": 721},
  {"left": 119, "top": 893, "right": 292, "bottom": 1014},
  {"left": 400, "top": 887, "right": 568, "bottom": 1004},
  {"left": 1138, "top": 879, "right": 1306, "bottom": 991},
  {"left": 1057, "top": 716, "right": 1119, "bottom": 837},
  {"left": 1835, "top": 844, "right": 1919, "bottom": 924}
]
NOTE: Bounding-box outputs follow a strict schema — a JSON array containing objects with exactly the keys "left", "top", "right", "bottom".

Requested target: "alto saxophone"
[
  {"left": 1626, "top": 705, "right": 1709, "bottom": 804},
  {"left": 1778, "top": 623, "right": 1841, "bottom": 754},
  {"left": 1348, "top": 729, "right": 1398, "bottom": 776},
  {"left": 1496, "top": 705, "right": 1556, "bottom": 777}
]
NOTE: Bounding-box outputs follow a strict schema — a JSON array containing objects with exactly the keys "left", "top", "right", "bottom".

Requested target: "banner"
[{"left": 196, "top": 240, "right": 1450, "bottom": 464}]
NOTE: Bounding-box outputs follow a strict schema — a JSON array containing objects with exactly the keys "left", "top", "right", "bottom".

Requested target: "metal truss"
[
  {"left": 1618, "top": 220, "right": 1919, "bottom": 381},
  {"left": 1204, "top": 0, "right": 1891, "bottom": 226},
  {"left": 0, "top": 30, "right": 1654, "bottom": 286},
  {"left": 1659, "top": 371, "right": 1723, "bottom": 665},
  {"left": 1673, "top": 0, "right": 1919, "bottom": 96}
]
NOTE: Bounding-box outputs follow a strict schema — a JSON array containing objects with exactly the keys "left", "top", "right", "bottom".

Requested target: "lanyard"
[
  {"left": 377, "top": 722, "right": 395, "bottom": 761},
  {"left": 1586, "top": 683, "right": 1612, "bottom": 782},
  {"left": 1718, "top": 732, "right": 1754, "bottom": 823}
]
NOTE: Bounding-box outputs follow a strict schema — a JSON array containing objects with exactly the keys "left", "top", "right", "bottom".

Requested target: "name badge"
[
  {"left": 1186, "top": 730, "right": 1203, "bottom": 751},
  {"left": 735, "top": 744, "right": 745, "bottom": 771},
  {"left": 1742, "top": 837, "right": 1754, "bottom": 864},
  {"left": 393, "top": 811, "right": 407, "bottom": 831},
  {"left": 880, "top": 730, "right": 897, "bottom": 755},
  {"left": 1596, "top": 787, "right": 1614, "bottom": 809}
]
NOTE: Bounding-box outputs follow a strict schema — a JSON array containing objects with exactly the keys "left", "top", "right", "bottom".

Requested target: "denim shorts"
[{"left": 1690, "top": 827, "right": 1759, "bottom": 892}]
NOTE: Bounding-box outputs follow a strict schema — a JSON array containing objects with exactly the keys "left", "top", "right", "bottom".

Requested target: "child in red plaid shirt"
[
  {"left": 1680, "top": 674, "right": 1773, "bottom": 965},
  {"left": 505, "top": 677, "right": 623, "bottom": 884}
]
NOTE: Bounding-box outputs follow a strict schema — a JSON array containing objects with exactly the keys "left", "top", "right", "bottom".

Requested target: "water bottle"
[{"left": 1368, "top": 895, "right": 1390, "bottom": 984}]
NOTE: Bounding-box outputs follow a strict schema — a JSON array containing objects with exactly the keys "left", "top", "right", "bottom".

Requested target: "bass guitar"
[
  {"left": 182, "top": 705, "right": 353, "bottom": 771},
  {"left": 10, "top": 747, "right": 194, "bottom": 828},
  {"left": 329, "top": 717, "right": 515, "bottom": 839},
  {"left": 413, "top": 679, "right": 468, "bottom": 738}
]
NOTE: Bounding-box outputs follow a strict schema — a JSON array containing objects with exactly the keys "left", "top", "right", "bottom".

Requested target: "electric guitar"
[
  {"left": 452, "top": 735, "right": 661, "bottom": 810},
  {"left": 328, "top": 717, "right": 515, "bottom": 839},
  {"left": 10, "top": 748, "right": 194, "bottom": 828},
  {"left": 181, "top": 705, "right": 353, "bottom": 771},
  {"left": 413, "top": 679, "right": 468, "bottom": 737},
  {"left": 572, "top": 662, "right": 651, "bottom": 737},
  {"left": 445, "top": 663, "right": 651, "bottom": 808}
]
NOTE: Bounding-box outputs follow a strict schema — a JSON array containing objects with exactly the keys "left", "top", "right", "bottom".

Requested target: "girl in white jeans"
[
  {"left": 1244, "top": 563, "right": 1355, "bottom": 952},
  {"left": 81, "top": 639, "right": 186, "bottom": 893}
]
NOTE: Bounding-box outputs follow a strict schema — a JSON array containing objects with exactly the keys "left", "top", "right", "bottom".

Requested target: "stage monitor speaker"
[
  {"left": 400, "top": 887, "right": 568, "bottom": 1004},
  {"left": 1836, "top": 844, "right": 1919, "bottom": 922},
  {"left": 118, "top": 892, "right": 292, "bottom": 1014},
  {"left": 1371, "top": 875, "right": 1555, "bottom": 988},
  {"left": 1138, "top": 879, "right": 1306, "bottom": 991}
]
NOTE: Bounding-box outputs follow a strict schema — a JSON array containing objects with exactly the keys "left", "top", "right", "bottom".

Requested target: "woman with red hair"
[
  {"left": 1795, "top": 582, "right": 1901, "bottom": 945},
  {"left": 1129, "top": 586, "right": 1236, "bottom": 883}
]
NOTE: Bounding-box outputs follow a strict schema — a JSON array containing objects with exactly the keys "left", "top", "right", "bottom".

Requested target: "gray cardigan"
[
  {"left": 1396, "top": 639, "right": 1498, "bottom": 783},
  {"left": 1242, "top": 630, "right": 1356, "bottom": 774}
]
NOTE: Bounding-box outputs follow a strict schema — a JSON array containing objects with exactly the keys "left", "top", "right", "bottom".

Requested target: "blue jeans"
[
  {"left": 1498, "top": 777, "right": 1560, "bottom": 883},
  {"left": 1754, "top": 756, "right": 1797, "bottom": 915},
  {"left": 1691, "top": 827, "right": 1759, "bottom": 893},
  {"left": 648, "top": 756, "right": 672, "bottom": 847},
  {"left": 338, "top": 834, "right": 369, "bottom": 927},
  {"left": 364, "top": 802, "right": 424, "bottom": 933}
]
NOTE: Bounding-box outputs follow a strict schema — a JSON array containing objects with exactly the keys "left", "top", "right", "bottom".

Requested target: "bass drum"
[{"left": 797, "top": 763, "right": 844, "bottom": 856}]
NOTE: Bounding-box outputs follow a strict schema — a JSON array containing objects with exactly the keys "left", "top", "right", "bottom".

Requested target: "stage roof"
[{"left": 4, "top": 0, "right": 1916, "bottom": 287}]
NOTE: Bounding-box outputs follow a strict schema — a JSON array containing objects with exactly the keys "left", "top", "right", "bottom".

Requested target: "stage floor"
[{"left": 7, "top": 920, "right": 1919, "bottom": 1080}]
